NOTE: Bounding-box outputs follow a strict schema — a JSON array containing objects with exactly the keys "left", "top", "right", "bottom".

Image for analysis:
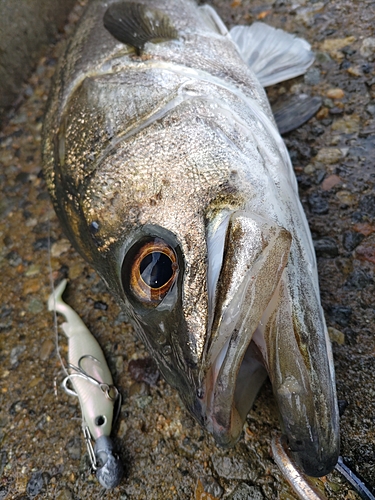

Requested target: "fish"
[{"left": 42, "top": 0, "right": 340, "bottom": 478}]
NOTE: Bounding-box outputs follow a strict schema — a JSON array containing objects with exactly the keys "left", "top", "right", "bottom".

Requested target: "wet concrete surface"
[{"left": 1, "top": 0, "right": 374, "bottom": 498}]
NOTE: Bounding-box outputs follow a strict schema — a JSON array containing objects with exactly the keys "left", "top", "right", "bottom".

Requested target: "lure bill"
[
  {"left": 43, "top": 0, "right": 339, "bottom": 481},
  {"left": 48, "top": 279, "right": 123, "bottom": 489}
]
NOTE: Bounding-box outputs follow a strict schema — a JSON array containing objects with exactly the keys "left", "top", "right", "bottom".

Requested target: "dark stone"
[
  {"left": 359, "top": 194, "right": 375, "bottom": 218},
  {"left": 308, "top": 191, "right": 329, "bottom": 214},
  {"left": 311, "top": 125, "right": 325, "bottom": 136},
  {"left": 93, "top": 300, "right": 108, "bottom": 311},
  {"left": 327, "top": 306, "right": 352, "bottom": 327},
  {"left": 200, "top": 476, "right": 224, "bottom": 498},
  {"left": 338, "top": 400, "right": 349, "bottom": 417},
  {"left": 343, "top": 231, "right": 365, "bottom": 251},
  {"left": 351, "top": 212, "right": 364, "bottom": 222},
  {"left": 5, "top": 250, "right": 22, "bottom": 267},
  {"left": 329, "top": 107, "right": 344, "bottom": 115},
  {"left": 9, "top": 400, "right": 27, "bottom": 415},
  {"left": 33, "top": 237, "right": 52, "bottom": 250},
  {"left": 66, "top": 436, "right": 81, "bottom": 460},
  {"left": 0, "top": 487, "right": 8, "bottom": 500},
  {"left": 344, "top": 269, "right": 372, "bottom": 290},
  {"left": 128, "top": 357, "right": 160, "bottom": 386},
  {"left": 313, "top": 237, "right": 339, "bottom": 257},
  {"left": 26, "top": 471, "right": 44, "bottom": 497}
]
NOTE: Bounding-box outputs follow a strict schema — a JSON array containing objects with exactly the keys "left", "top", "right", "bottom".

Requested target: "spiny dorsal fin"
[{"left": 103, "top": 1, "right": 178, "bottom": 54}]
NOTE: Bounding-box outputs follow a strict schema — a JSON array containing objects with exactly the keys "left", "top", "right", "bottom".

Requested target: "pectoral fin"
[
  {"left": 230, "top": 23, "right": 314, "bottom": 87},
  {"left": 272, "top": 94, "right": 322, "bottom": 135}
]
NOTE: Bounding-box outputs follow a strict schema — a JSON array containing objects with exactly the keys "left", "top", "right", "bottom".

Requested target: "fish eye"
[{"left": 122, "top": 238, "right": 178, "bottom": 305}]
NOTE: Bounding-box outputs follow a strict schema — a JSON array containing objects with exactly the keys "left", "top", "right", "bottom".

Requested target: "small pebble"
[
  {"left": 327, "top": 306, "right": 352, "bottom": 327},
  {"left": 316, "top": 148, "right": 343, "bottom": 164},
  {"left": 23, "top": 278, "right": 42, "bottom": 295},
  {"left": 55, "top": 488, "right": 73, "bottom": 500},
  {"left": 360, "top": 37, "right": 375, "bottom": 60},
  {"left": 331, "top": 115, "right": 360, "bottom": 134},
  {"left": 347, "top": 66, "right": 362, "bottom": 77},
  {"left": 6, "top": 250, "right": 22, "bottom": 267},
  {"left": 328, "top": 327, "right": 345, "bottom": 345},
  {"left": 27, "top": 298, "right": 44, "bottom": 314},
  {"left": 26, "top": 471, "right": 44, "bottom": 498},
  {"left": 51, "top": 239, "right": 71, "bottom": 257},
  {"left": 93, "top": 300, "right": 108, "bottom": 310},
  {"left": 320, "top": 36, "right": 356, "bottom": 58},
  {"left": 195, "top": 478, "right": 220, "bottom": 500},
  {"left": 304, "top": 164, "right": 315, "bottom": 174},
  {"left": 321, "top": 174, "right": 341, "bottom": 191},
  {"left": 118, "top": 419, "right": 128, "bottom": 438},
  {"left": 359, "top": 194, "right": 375, "bottom": 217},
  {"left": 352, "top": 222, "right": 375, "bottom": 236},
  {"left": 326, "top": 88, "right": 344, "bottom": 99},
  {"left": 356, "top": 235, "right": 375, "bottom": 264},
  {"left": 10, "top": 345, "right": 26, "bottom": 366},
  {"left": 229, "top": 483, "right": 264, "bottom": 500},
  {"left": 39, "top": 338, "right": 55, "bottom": 361},
  {"left": 304, "top": 68, "right": 321, "bottom": 85},
  {"left": 345, "top": 269, "right": 372, "bottom": 290},
  {"left": 336, "top": 190, "right": 356, "bottom": 206},
  {"left": 343, "top": 231, "right": 365, "bottom": 252},
  {"left": 211, "top": 455, "right": 257, "bottom": 482},
  {"left": 66, "top": 436, "right": 81, "bottom": 460},
  {"left": 313, "top": 238, "right": 338, "bottom": 258},
  {"left": 199, "top": 476, "right": 223, "bottom": 499},
  {"left": 308, "top": 192, "right": 329, "bottom": 215},
  {"left": 316, "top": 107, "right": 329, "bottom": 119},
  {"left": 128, "top": 357, "right": 159, "bottom": 386},
  {"left": 25, "top": 264, "right": 40, "bottom": 277}
]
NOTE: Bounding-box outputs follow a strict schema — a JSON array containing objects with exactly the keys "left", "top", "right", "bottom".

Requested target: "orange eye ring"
[{"left": 129, "top": 239, "right": 178, "bottom": 304}]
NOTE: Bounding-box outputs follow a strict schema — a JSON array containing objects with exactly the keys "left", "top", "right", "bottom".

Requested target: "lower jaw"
[{"left": 201, "top": 339, "right": 268, "bottom": 448}]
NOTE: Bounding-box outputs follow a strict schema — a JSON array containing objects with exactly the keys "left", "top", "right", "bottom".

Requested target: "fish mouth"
[
  {"left": 199, "top": 292, "right": 273, "bottom": 448},
  {"left": 194, "top": 211, "right": 339, "bottom": 477},
  {"left": 198, "top": 274, "right": 339, "bottom": 477}
]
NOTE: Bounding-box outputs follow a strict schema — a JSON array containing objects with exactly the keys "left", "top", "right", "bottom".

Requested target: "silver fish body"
[{"left": 43, "top": 0, "right": 339, "bottom": 477}]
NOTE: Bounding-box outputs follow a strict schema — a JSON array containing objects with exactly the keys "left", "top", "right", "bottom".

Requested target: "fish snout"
[{"left": 285, "top": 427, "right": 339, "bottom": 477}]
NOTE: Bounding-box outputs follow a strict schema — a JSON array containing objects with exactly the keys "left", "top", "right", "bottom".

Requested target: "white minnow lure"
[{"left": 48, "top": 279, "right": 123, "bottom": 489}]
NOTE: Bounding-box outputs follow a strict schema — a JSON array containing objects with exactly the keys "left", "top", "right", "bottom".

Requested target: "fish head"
[{"left": 47, "top": 100, "right": 338, "bottom": 477}]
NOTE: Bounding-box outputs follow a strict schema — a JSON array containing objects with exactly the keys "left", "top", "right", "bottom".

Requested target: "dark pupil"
[{"left": 140, "top": 252, "right": 173, "bottom": 288}]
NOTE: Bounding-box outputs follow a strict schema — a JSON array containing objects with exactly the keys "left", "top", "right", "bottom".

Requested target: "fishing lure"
[{"left": 48, "top": 279, "right": 123, "bottom": 489}]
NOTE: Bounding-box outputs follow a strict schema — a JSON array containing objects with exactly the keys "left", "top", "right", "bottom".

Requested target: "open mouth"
[
  {"left": 198, "top": 209, "right": 339, "bottom": 477},
  {"left": 200, "top": 210, "right": 292, "bottom": 446}
]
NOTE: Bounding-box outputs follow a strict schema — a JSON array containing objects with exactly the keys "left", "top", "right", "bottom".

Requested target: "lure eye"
[{"left": 122, "top": 238, "right": 178, "bottom": 305}]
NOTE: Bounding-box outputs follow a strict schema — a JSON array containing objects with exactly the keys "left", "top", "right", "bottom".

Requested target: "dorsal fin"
[{"left": 103, "top": 1, "right": 178, "bottom": 54}]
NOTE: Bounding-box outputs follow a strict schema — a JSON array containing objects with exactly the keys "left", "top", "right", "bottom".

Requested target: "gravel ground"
[{"left": 1, "top": 0, "right": 374, "bottom": 499}]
